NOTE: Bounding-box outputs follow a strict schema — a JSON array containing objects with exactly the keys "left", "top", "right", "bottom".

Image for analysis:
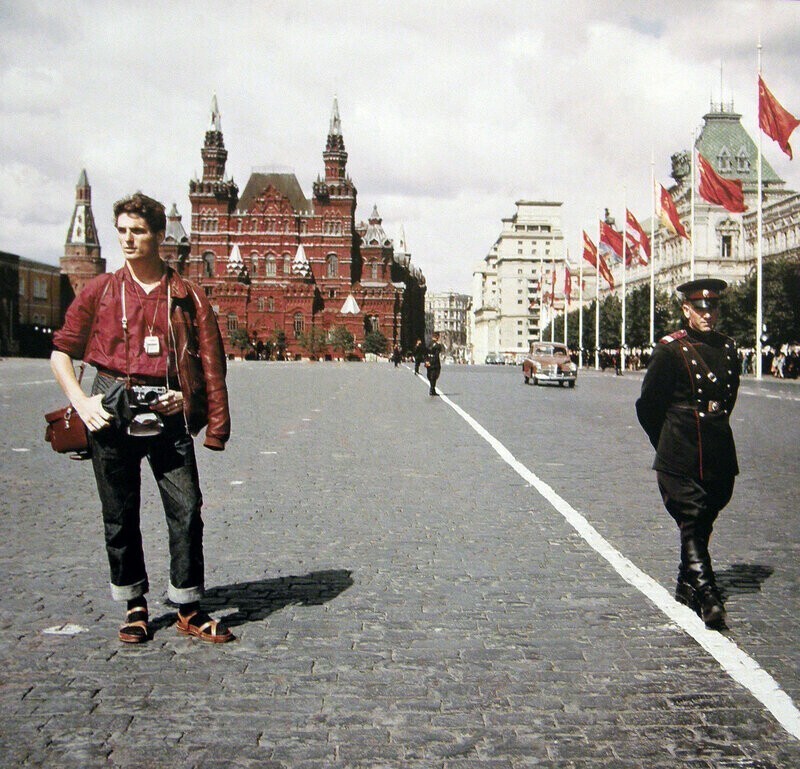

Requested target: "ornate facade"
[
  {"left": 604, "top": 101, "right": 797, "bottom": 298},
  {"left": 183, "top": 97, "right": 426, "bottom": 358}
]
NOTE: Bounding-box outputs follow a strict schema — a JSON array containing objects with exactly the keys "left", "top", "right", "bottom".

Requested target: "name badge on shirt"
[{"left": 144, "top": 335, "right": 161, "bottom": 356}]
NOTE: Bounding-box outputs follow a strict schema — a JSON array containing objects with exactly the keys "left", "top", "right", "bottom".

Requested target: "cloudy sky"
[{"left": 2, "top": 0, "right": 799, "bottom": 293}]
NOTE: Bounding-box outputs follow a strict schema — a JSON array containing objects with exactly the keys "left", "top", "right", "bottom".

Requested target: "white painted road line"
[{"left": 419, "top": 372, "right": 800, "bottom": 741}]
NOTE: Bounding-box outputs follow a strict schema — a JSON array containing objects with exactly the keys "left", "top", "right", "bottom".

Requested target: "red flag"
[
  {"left": 550, "top": 268, "right": 556, "bottom": 307},
  {"left": 582, "top": 231, "right": 598, "bottom": 268},
  {"left": 625, "top": 209, "right": 651, "bottom": 266},
  {"left": 697, "top": 153, "right": 747, "bottom": 213},
  {"left": 599, "top": 221, "right": 624, "bottom": 263},
  {"left": 582, "top": 231, "right": 614, "bottom": 290},
  {"left": 564, "top": 266, "right": 572, "bottom": 305},
  {"left": 759, "top": 75, "right": 800, "bottom": 160},
  {"left": 658, "top": 184, "right": 689, "bottom": 239}
]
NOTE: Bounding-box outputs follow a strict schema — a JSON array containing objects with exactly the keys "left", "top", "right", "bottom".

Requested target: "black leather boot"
[
  {"left": 674, "top": 564, "right": 695, "bottom": 607},
  {"left": 680, "top": 523, "right": 726, "bottom": 628}
]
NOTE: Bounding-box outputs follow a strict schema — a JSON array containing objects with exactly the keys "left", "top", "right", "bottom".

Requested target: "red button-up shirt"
[{"left": 54, "top": 269, "right": 174, "bottom": 380}]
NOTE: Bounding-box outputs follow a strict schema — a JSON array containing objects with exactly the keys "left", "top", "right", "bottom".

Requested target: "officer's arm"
[{"left": 635, "top": 344, "right": 676, "bottom": 449}]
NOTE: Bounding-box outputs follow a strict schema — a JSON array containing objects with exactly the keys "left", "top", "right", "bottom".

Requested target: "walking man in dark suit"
[
  {"left": 424, "top": 332, "right": 444, "bottom": 396},
  {"left": 636, "top": 279, "right": 740, "bottom": 628}
]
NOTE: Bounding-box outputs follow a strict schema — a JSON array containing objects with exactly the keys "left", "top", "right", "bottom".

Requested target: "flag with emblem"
[
  {"left": 759, "top": 75, "right": 800, "bottom": 160},
  {"left": 564, "top": 265, "right": 572, "bottom": 305},
  {"left": 658, "top": 184, "right": 689, "bottom": 239},
  {"left": 599, "top": 221, "right": 624, "bottom": 263},
  {"left": 697, "top": 153, "right": 747, "bottom": 213},
  {"left": 582, "top": 231, "right": 615, "bottom": 290},
  {"left": 625, "top": 209, "right": 651, "bottom": 266}
]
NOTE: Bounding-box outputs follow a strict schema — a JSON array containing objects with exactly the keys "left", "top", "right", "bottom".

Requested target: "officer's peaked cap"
[{"left": 676, "top": 278, "right": 727, "bottom": 301}]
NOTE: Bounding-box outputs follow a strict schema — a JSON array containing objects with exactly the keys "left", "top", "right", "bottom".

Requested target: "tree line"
[{"left": 546, "top": 258, "right": 800, "bottom": 350}]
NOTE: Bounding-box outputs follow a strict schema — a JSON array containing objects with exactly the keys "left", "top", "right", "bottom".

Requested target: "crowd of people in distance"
[{"left": 565, "top": 344, "right": 800, "bottom": 379}]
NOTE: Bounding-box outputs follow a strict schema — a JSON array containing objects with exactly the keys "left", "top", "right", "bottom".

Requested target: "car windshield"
[{"left": 534, "top": 346, "right": 566, "bottom": 356}]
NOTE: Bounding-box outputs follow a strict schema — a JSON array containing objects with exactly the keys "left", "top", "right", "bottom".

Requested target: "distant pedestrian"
[
  {"left": 391, "top": 345, "right": 402, "bottom": 368},
  {"left": 413, "top": 339, "right": 425, "bottom": 375},
  {"left": 636, "top": 279, "right": 739, "bottom": 628},
  {"left": 425, "top": 332, "right": 444, "bottom": 396}
]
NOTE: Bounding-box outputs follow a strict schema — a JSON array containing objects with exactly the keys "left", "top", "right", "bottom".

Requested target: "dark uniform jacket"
[
  {"left": 425, "top": 342, "right": 444, "bottom": 371},
  {"left": 635, "top": 326, "right": 739, "bottom": 481}
]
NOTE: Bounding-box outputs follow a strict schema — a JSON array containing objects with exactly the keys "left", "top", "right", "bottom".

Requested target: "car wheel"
[
  {"left": 559, "top": 381, "right": 565, "bottom": 387},
  {"left": 532, "top": 376, "right": 538, "bottom": 386},
  {"left": 523, "top": 375, "right": 529, "bottom": 384},
  {"left": 568, "top": 380, "right": 576, "bottom": 388}
]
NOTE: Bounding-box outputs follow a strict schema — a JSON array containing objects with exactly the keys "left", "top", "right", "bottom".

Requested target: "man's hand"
[
  {"left": 151, "top": 389, "right": 184, "bottom": 417},
  {"left": 75, "top": 393, "right": 113, "bottom": 433}
]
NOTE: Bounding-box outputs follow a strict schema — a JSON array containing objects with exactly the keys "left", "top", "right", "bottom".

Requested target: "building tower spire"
[
  {"left": 61, "top": 169, "right": 105, "bottom": 297},
  {"left": 323, "top": 96, "right": 348, "bottom": 183},
  {"left": 202, "top": 93, "right": 228, "bottom": 182}
]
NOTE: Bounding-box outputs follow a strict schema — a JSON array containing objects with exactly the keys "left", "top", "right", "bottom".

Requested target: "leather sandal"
[
  {"left": 176, "top": 610, "right": 235, "bottom": 644},
  {"left": 119, "top": 606, "right": 149, "bottom": 644}
]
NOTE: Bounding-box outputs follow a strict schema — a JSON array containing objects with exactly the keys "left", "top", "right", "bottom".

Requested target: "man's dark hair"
[{"left": 113, "top": 192, "right": 167, "bottom": 234}]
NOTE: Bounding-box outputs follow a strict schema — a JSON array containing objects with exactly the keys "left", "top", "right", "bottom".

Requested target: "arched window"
[
  {"left": 368, "top": 315, "right": 379, "bottom": 333},
  {"left": 265, "top": 254, "right": 277, "bottom": 277},
  {"left": 371, "top": 263, "right": 379, "bottom": 280},
  {"left": 736, "top": 148, "right": 750, "bottom": 173},
  {"left": 250, "top": 253, "right": 259, "bottom": 276},
  {"left": 203, "top": 252, "right": 215, "bottom": 277},
  {"left": 257, "top": 297, "right": 265, "bottom": 312},
  {"left": 283, "top": 254, "right": 292, "bottom": 275},
  {"left": 717, "top": 147, "right": 732, "bottom": 173},
  {"left": 227, "top": 314, "right": 238, "bottom": 331},
  {"left": 268, "top": 297, "right": 275, "bottom": 312},
  {"left": 293, "top": 312, "right": 304, "bottom": 337},
  {"left": 326, "top": 253, "right": 338, "bottom": 278}
]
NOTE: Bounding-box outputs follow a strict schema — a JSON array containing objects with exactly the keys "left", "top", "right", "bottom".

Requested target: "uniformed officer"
[
  {"left": 424, "top": 332, "right": 444, "bottom": 395},
  {"left": 636, "top": 278, "right": 740, "bottom": 628}
]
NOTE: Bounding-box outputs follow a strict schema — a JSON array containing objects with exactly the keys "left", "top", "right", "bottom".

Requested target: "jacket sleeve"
[
  {"left": 635, "top": 343, "right": 677, "bottom": 449},
  {"left": 189, "top": 284, "right": 231, "bottom": 450}
]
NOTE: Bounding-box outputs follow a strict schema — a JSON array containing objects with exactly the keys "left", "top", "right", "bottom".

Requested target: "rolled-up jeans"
[{"left": 90, "top": 376, "right": 205, "bottom": 604}]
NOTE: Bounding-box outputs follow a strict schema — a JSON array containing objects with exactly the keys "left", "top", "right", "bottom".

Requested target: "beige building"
[
  {"left": 425, "top": 291, "right": 470, "bottom": 361},
  {"left": 600, "top": 102, "right": 796, "bottom": 301},
  {"left": 471, "top": 200, "right": 566, "bottom": 363}
]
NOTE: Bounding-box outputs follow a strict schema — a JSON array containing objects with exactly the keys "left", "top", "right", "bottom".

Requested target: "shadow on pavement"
[
  {"left": 716, "top": 563, "right": 773, "bottom": 600},
  {"left": 151, "top": 569, "right": 354, "bottom": 631}
]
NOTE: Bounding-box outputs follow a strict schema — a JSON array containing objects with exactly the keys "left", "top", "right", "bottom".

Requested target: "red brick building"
[{"left": 183, "top": 97, "right": 426, "bottom": 359}]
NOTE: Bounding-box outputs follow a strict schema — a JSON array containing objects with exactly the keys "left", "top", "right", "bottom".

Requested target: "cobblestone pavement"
[{"left": 1, "top": 358, "right": 798, "bottom": 768}]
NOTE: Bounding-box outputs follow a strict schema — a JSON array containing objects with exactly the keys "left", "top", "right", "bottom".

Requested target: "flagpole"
[
  {"left": 621, "top": 193, "right": 627, "bottom": 372},
  {"left": 690, "top": 129, "right": 696, "bottom": 280},
  {"left": 578, "top": 252, "right": 584, "bottom": 369},
  {"left": 756, "top": 41, "right": 764, "bottom": 380},
  {"left": 650, "top": 155, "right": 656, "bottom": 347},
  {"left": 595, "top": 221, "right": 600, "bottom": 370},
  {"left": 563, "top": 257, "right": 568, "bottom": 347}
]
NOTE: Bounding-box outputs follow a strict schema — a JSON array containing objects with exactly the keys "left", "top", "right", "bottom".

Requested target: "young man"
[
  {"left": 636, "top": 279, "right": 740, "bottom": 628},
  {"left": 51, "top": 192, "right": 234, "bottom": 644},
  {"left": 424, "top": 331, "right": 444, "bottom": 396}
]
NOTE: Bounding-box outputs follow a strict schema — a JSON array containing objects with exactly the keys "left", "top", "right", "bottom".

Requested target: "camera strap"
[{"left": 120, "top": 272, "right": 171, "bottom": 391}]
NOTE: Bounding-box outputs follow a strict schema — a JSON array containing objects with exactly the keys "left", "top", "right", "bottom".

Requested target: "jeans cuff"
[
  {"left": 110, "top": 578, "right": 149, "bottom": 602},
  {"left": 168, "top": 583, "right": 204, "bottom": 604}
]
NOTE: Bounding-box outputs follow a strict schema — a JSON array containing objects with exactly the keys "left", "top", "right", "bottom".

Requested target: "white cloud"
[{"left": 1, "top": 0, "right": 798, "bottom": 293}]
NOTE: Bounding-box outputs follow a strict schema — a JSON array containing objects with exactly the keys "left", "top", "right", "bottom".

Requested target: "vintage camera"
[{"left": 127, "top": 385, "right": 167, "bottom": 436}]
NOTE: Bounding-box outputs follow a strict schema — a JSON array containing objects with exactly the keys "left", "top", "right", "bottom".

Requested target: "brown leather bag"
[
  {"left": 44, "top": 362, "right": 91, "bottom": 460},
  {"left": 45, "top": 405, "right": 91, "bottom": 459}
]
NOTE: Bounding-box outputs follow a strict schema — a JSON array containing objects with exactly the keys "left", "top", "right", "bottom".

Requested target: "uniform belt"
[
  {"left": 96, "top": 369, "right": 174, "bottom": 388},
  {"left": 672, "top": 400, "right": 726, "bottom": 414}
]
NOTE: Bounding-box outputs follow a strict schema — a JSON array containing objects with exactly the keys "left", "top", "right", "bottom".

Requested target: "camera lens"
[{"left": 143, "top": 390, "right": 160, "bottom": 404}]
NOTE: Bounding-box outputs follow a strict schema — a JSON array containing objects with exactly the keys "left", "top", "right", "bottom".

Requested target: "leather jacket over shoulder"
[{"left": 165, "top": 269, "right": 230, "bottom": 449}]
